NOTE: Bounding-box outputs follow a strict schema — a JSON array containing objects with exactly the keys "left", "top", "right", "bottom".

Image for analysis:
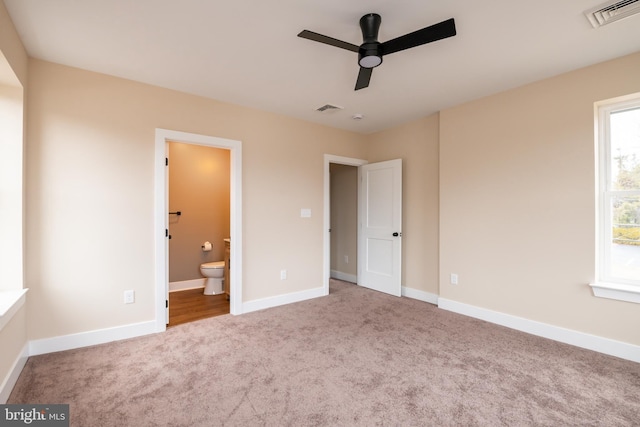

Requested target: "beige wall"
[
  {"left": 330, "top": 163, "right": 357, "bottom": 277},
  {"left": 368, "top": 114, "right": 440, "bottom": 295},
  {"left": 25, "top": 58, "right": 368, "bottom": 340},
  {"left": 168, "top": 142, "right": 230, "bottom": 282},
  {"left": 440, "top": 52, "right": 640, "bottom": 345},
  {"left": 240, "top": 114, "right": 369, "bottom": 301}
]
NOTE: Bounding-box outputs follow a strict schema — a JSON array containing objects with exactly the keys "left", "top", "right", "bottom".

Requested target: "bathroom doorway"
[
  {"left": 154, "top": 128, "right": 243, "bottom": 332},
  {"left": 166, "top": 141, "right": 230, "bottom": 326}
]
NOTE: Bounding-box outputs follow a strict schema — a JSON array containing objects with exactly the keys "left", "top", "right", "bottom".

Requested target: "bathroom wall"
[
  {"left": 168, "top": 142, "right": 230, "bottom": 283},
  {"left": 329, "top": 163, "right": 357, "bottom": 280}
]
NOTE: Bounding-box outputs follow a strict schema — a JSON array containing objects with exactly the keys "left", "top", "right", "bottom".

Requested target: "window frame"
[
  {"left": 0, "top": 52, "right": 27, "bottom": 332},
  {"left": 592, "top": 95, "right": 640, "bottom": 304}
]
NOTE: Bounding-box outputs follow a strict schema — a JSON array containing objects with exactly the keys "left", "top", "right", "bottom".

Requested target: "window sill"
[
  {"left": 0, "top": 288, "right": 28, "bottom": 332},
  {"left": 589, "top": 282, "right": 640, "bottom": 304}
]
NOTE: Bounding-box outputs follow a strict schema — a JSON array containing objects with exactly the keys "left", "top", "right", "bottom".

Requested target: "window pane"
[
  {"left": 611, "top": 107, "right": 640, "bottom": 191},
  {"left": 611, "top": 244, "right": 640, "bottom": 282},
  {"left": 611, "top": 194, "right": 640, "bottom": 282}
]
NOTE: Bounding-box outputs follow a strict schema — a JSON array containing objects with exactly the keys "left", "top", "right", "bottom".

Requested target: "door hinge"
[
  {"left": 166, "top": 300, "right": 168, "bottom": 308},
  {"left": 165, "top": 157, "right": 168, "bottom": 166}
]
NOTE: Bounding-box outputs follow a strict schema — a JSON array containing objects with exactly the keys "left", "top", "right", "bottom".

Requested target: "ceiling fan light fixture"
[
  {"left": 358, "top": 42, "right": 383, "bottom": 68},
  {"left": 359, "top": 55, "right": 382, "bottom": 68}
]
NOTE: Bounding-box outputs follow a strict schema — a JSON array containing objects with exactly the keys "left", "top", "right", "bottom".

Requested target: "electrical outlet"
[
  {"left": 124, "top": 290, "right": 135, "bottom": 304},
  {"left": 280, "top": 269, "right": 287, "bottom": 280},
  {"left": 344, "top": 255, "right": 349, "bottom": 264},
  {"left": 450, "top": 274, "right": 459, "bottom": 285}
]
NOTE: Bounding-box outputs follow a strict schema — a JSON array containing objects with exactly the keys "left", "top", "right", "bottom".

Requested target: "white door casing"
[
  {"left": 358, "top": 159, "right": 402, "bottom": 296},
  {"left": 155, "top": 128, "right": 243, "bottom": 332}
]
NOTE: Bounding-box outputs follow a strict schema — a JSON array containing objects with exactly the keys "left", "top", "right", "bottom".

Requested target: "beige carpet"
[{"left": 9, "top": 280, "right": 640, "bottom": 426}]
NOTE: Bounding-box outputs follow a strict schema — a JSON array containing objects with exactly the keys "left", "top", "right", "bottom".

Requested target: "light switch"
[{"left": 300, "top": 208, "right": 312, "bottom": 218}]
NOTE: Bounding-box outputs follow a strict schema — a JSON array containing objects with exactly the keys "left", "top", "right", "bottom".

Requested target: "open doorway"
[
  {"left": 323, "top": 154, "right": 403, "bottom": 297},
  {"left": 329, "top": 163, "right": 358, "bottom": 284},
  {"left": 154, "top": 129, "right": 242, "bottom": 333},
  {"left": 167, "top": 141, "right": 230, "bottom": 326},
  {"left": 323, "top": 155, "right": 367, "bottom": 294}
]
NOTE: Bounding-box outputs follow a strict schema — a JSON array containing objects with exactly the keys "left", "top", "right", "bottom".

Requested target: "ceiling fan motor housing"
[{"left": 358, "top": 13, "right": 383, "bottom": 68}]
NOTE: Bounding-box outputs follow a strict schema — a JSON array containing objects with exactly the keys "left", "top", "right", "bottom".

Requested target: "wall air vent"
[
  {"left": 584, "top": 0, "right": 640, "bottom": 28},
  {"left": 315, "top": 104, "right": 343, "bottom": 113}
]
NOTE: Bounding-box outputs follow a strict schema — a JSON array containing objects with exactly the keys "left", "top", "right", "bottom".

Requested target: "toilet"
[{"left": 200, "top": 261, "right": 225, "bottom": 295}]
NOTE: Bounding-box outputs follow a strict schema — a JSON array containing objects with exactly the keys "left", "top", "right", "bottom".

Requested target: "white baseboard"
[
  {"left": 0, "top": 343, "right": 28, "bottom": 404},
  {"left": 241, "top": 286, "right": 327, "bottom": 314},
  {"left": 19, "top": 285, "right": 325, "bottom": 360},
  {"left": 438, "top": 298, "right": 640, "bottom": 363},
  {"left": 29, "top": 320, "right": 158, "bottom": 356},
  {"left": 330, "top": 270, "right": 357, "bottom": 283},
  {"left": 402, "top": 286, "right": 439, "bottom": 305},
  {"left": 169, "top": 278, "right": 205, "bottom": 292}
]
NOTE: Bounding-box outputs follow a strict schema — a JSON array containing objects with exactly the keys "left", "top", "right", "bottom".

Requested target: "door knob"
[{"left": 393, "top": 232, "right": 401, "bottom": 237}]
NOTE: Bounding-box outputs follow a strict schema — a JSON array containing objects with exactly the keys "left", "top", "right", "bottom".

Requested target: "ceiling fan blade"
[
  {"left": 297, "top": 30, "right": 359, "bottom": 52},
  {"left": 381, "top": 18, "right": 456, "bottom": 56},
  {"left": 355, "top": 67, "right": 373, "bottom": 91}
]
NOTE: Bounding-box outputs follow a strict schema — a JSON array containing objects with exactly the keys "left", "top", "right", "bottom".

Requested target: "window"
[
  {"left": 0, "top": 51, "right": 27, "bottom": 331},
  {"left": 592, "top": 95, "right": 640, "bottom": 303}
]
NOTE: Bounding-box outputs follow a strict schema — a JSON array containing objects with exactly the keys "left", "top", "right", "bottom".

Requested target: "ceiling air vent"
[
  {"left": 584, "top": 0, "right": 640, "bottom": 28},
  {"left": 315, "top": 104, "right": 343, "bottom": 113}
]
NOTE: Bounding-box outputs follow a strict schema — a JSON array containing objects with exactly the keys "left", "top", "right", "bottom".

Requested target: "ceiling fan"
[{"left": 298, "top": 13, "right": 456, "bottom": 90}]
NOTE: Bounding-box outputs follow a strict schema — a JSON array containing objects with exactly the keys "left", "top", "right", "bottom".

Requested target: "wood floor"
[{"left": 168, "top": 288, "right": 230, "bottom": 327}]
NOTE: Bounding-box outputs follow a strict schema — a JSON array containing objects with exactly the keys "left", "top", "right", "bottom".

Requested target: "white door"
[{"left": 358, "top": 159, "right": 402, "bottom": 296}]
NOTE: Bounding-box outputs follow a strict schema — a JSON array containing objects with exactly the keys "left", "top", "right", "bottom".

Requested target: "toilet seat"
[{"left": 201, "top": 261, "right": 224, "bottom": 269}]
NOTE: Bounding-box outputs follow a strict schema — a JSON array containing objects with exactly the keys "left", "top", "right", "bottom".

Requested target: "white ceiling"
[{"left": 4, "top": 0, "right": 640, "bottom": 134}]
